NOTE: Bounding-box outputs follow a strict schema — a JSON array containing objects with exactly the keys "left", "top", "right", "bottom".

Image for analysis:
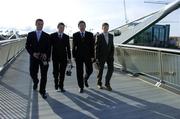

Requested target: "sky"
[{"left": 0, "top": 0, "right": 179, "bottom": 36}]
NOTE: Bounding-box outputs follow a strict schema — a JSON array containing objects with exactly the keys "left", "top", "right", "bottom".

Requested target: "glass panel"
[{"left": 127, "top": 8, "right": 180, "bottom": 49}]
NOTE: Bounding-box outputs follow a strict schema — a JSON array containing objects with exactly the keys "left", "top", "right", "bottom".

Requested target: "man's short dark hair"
[
  {"left": 36, "top": 19, "right": 43, "bottom": 24},
  {"left": 57, "top": 22, "right": 65, "bottom": 28},
  {"left": 102, "top": 23, "right": 109, "bottom": 27},
  {"left": 78, "top": 20, "right": 86, "bottom": 26}
]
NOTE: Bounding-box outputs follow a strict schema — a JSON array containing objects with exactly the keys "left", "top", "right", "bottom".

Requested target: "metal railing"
[
  {"left": 115, "top": 44, "right": 180, "bottom": 88},
  {"left": 0, "top": 38, "right": 26, "bottom": 72}
]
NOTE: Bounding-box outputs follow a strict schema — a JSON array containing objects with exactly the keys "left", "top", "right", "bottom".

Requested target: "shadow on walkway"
[
  {"left": 63, "top": 89, "right": 180, "bottom": 119},
  {"left": 45, "top": 94, "right": 93, "bottom": 119},
  {"left": 30, "top": 91, "right": 39, "bottom": 119},
  {"left": 0, "top": 80, "right": 32, "bottom": 119}
]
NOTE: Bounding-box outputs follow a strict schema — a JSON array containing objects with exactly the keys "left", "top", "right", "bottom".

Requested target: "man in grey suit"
[{"left": 95, "top": 23, "right": 114, "bottom": 91}]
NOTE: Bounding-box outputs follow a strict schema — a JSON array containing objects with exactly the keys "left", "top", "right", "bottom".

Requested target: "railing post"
[
  {"left": 119, "top": 46, "right": 127, "bottom": 72},
  {"left": 158, "top": 51, "right": 164, "bottom": 83}
]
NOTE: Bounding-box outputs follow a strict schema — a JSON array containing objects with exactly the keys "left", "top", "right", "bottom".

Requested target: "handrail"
[
  {"left": 0, "top": 38, "right": 26, "bottom": 72},
  {"left": 114, "top": 43, "right": 180, "bottom": 89},
  {"left": 116, "top": 44, "right": 180, "bottom": 54},
  {"left": 0, "top": 38, "right": 24, "bottom": 44}
]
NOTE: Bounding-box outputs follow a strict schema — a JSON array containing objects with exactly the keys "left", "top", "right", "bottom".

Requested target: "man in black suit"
[
  {"left": 26, "top": 19, "right": 51, "bottom": 99},
  {"left": 95, "top": 23, "right": 114, "bottom": 91},
  {"left": 50, "top": 22, "right": 71, "bottom": 92},
  {"left": 72, "top": 20, "right": 94, "bottom": 93}
]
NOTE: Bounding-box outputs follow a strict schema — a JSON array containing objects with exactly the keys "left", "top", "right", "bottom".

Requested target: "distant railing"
[
  {"left": 0, "top": 38, "right": 26, "bottom": 72},
  {"left": 114, "top": 44, "right": 180, "bottom": 89}
]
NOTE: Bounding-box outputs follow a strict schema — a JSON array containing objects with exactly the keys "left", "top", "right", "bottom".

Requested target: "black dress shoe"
[
  {"left": 105, "top": 85, "right": 112, "bottom": 91},
  {"left": 85, "top": 80, "right": 89, "bottom": 87},
  {"left": 41, "top": 93, "right": 47, "bottom": 99},
  {"left": 33, "top": 83, "right": 38, "bottom": 90},
  {"left": 79, "top": 88, "right": 84, "bottom": 93},
  {"left": 55, "top": 85, "right": 58, "bottom": 90},
  {"left": 60, "top": 88, "right": 66, "bottom": 92}
]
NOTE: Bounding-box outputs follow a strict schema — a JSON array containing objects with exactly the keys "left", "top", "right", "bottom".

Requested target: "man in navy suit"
[
  {"left": 50, "top": 22, "right": 71, "bottom": 92},
  {"left": 72, "top": 20, "right": 94, "bottom": 93},
  {"left": 26, "top": 19, "right": 51, "bottom": 99},
  {"left": 95, "top": 23, "right": 114, "bottom": 91}
]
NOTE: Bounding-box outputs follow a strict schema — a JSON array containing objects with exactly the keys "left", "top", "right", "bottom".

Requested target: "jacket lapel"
[
  {"left": 107, "top": 33, "right": 112, "bottom": 48},
  {"left": 34, "top": 31, "right": 39, "bottom": 43},
  {"left": 38, "top": 31, "right": 43, "bottom": 42},
  {"left": 101, "top": 34, "right": 108, "bottom": 46},
  {"left": 108, "top": 33, "right": 111, "bottom": 46}
]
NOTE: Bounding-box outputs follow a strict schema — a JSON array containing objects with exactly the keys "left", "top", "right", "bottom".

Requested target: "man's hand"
[
  {"left": 33, "top": 53, "right": 40, "bottom": 59},
  {"left": 91, "top": 58, "right": 95, "bottom": 63},
  {"left": 68, "top": 59, "right": 72, "bottom": 64},
  {"left": 41, "top": 54, "right": 47, "bottom": 61},
  {"left": 73, "top": 58, "right": 76, "bottom": 62},
  {"left": 95, "top": 59, "right": 99, "bottom": 63},
  {"left": 94, "top": 59, "right": 100, "bottom": 70}
]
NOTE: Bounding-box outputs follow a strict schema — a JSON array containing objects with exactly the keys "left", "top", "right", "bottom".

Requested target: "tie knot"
[{"left": 58, "top": 33, "right": 62, "bottom": 38}]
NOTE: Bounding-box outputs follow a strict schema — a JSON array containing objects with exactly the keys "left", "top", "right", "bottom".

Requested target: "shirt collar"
[
  {"left": 103, "top": 32, "right": 108, "bottom": 35},
  {"left": 58, "top": 32, "right": 63, "bottom": 35},
  {"left": 80, "top": 31, "right": 85, "bottom": 34},
  {"left": 36, "top": 30, "right": 42, "bottom": 33}
]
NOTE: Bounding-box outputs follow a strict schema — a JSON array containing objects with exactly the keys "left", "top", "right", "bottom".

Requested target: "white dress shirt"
[
  {"left": 103, "top": 32, "right": 109, "bottom": 44},
  {"left": 58, "top": 32, "right": 63, "bottom": 38},
  {"left": 36, "top": 30, "right": 42, "bottom": 41}
]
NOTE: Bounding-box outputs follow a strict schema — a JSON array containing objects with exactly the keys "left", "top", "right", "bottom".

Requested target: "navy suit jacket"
[
  {"left": 72, "top": 31, "right": 94, "bottom": 60},
  {"left": 50, "top": 32, "right": 71, "bottom": 61},
  {"left": 95, "top": 33, "right": 114, "bottom": 62},
  {"left": 25, "top": 31, "right": 51, "bottom": 61}
]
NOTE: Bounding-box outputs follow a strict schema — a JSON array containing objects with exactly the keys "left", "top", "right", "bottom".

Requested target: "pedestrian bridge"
[
  {"left": 1, "top": 1, "right": 180, "bottom": 118},
  {"left": 1, "top": 38, "right": 180, "bottom": 119}
]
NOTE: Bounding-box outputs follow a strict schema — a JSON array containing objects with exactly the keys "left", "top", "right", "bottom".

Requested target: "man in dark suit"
[
  {"left": 72, "top": 20, "right": 94, "bottom": 93},
  {"left": 95, "top": 23, "right": 114, "bottom": 91},
  {"left": 26, "top": 19, "right": 51, "bottom": 99},
  {"left": 50, "top": 22, "right": 71, "bottom": 92}
]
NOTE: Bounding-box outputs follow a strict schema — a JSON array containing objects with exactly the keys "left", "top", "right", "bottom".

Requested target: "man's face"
[
  {"left": 36, "top": 21, "right": 44, "bottom": 31},
  {"left": 58, "top": 25, "right": 65, "bottom": 33},
  {"left": 102, "top": 25, "right": 109, "bottom": 33},
  {"left": 78, "top": 23, "right": 86, "bottom": 32}
]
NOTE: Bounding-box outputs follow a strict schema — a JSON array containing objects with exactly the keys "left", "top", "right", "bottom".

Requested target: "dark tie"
[
  {"left": 81, "top": 32, "right": 84, "bottom": 38},
  {"left": 58, "top": 34, "right": 62, "bottom": 39},
  {"left": 37, "top": 31, "right": 41, "bottom": 41}
]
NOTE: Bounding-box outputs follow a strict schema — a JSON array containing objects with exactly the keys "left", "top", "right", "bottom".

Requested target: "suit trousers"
[
  {"left": 97, "top": 59, "right": 114, "bottom": 86},
  {"left": 30, "top": 57, "right": 49, "bottom": 94},
  {"left": 52, "top": 60, "right": 67, "bottom": 89},
  {"left": 75, "top": 59, "right": 93, "bottom": 89}
]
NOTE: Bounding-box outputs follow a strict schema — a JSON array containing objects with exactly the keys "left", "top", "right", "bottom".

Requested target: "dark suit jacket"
[
  {"left": 95, "top": 33, "right": 114, "bottom": 62},
  {"left": 72, "top": 31, "right": 94, "bottom": 60},
  {"left": 25, "top": 31, "right": 51, "bottom": 61},
  {"left": 50, "top": 32, "right": 71, "bottom": 61}
]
